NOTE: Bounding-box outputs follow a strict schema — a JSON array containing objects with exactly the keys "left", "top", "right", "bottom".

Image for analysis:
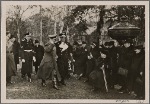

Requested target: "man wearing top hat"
[
  {"left": 20, "top": 32, "right": 35, "bottom": 82},
  {"left": 55, "top": 32, "right": 73, "bottom": 85}
]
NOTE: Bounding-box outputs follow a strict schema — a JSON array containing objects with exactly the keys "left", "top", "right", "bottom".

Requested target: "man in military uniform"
[
  {"left": 55, "top": 32, "right": 72, "bottom": 85},
  {"left": 20, "top": 32, "right": 35, "bottom": 82}
]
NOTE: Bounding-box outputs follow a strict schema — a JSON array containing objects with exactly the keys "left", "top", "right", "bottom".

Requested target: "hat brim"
[
  {"left": 26, "top": 35, "right": 32, "bottom": 37},
  {"left": 60, "top": 35, "right": 66, "bottom": 37},
  {"left": 48, "top": 35, "right": 56, "bottom": 38}
]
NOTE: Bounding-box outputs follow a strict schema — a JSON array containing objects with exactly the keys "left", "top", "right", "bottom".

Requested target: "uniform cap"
[
  {"left": 24, "top": 32, "right": 32, "bottom": 37},
  {"left": 48, "top": 34, "right": 56, "bottom": 38}
]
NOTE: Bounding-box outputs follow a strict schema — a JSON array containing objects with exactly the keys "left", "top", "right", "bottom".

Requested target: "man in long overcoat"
[
  {"left": 20, "top": 33, "right": 35, "bottom": 82},
  {"left": 6, "top": 32, "right": 17, "bottom": 85},
  {"left": 134, "top": 48, "right": 145, "bottom": 99},
  {"left": 55, "top": 32, "right": 72, "bottom": 85},
  {"left": 33, "top": 40, "right": 44, "bottom": 74},
  {"left": 37, "top": 34, "right": 61, "bottom": 90},
  {"left": 73, "top": 41, "right": 88, "bottom": 79},
  {"left": 117, "top": 39, "right": 134, "bottom": 93},
  {"left": 85, "top": 42, "right": 99, "bottom": 82},
  {"left": 107, "top": 41, "right": 119, "bottom": 88},
  {"left": 13, "top": 36, "right": 21, "bottom": 70},
  {"left": 127, "top": 45, "right": 144, "bottom": 94}
]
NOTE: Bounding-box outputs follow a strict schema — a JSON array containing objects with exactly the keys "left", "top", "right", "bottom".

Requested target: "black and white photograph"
[{"left": 1, "top": 1, "right": 149, "bottom": 103}]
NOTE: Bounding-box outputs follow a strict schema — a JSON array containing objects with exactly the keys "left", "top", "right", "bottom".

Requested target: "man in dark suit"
[{"left": 33, "top": 40, "right": 44, "bottom": 74}]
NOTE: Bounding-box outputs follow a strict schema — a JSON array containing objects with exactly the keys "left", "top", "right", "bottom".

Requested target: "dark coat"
[
  {"left": 86, "top": 46, "right": 99, "bottom": 77},
  {"left": 33, "top": 45, "right": 44, "bottom": 66},
  {"left": 118, "top": 46, "right": 133, "bottom": 70},
  {"left": 134, "top": 50, "right": 145, "bottom": 98},
  {"left": 37, "top": 42, "right": 61, "bottom": 81},
  {"left": 6, "top": 41, "right": 17, "bottom": 77},
  {"left": 73, "top": 47, "right": 88, "bottom": 75},
  {"left": 13, "top": 40, "right": 20, "bottom": 65},
  {"left": 20, "top": 38, "right": 34, "bottom": 74},
  {"left": 55, "top": 41, "right": 72, "bottom": 79},
  {"left": 89, "top": 57, "right": 109, "bottom": 89},
  {"left": 127, "top": 51, "right": 144, "bottom": 91}
]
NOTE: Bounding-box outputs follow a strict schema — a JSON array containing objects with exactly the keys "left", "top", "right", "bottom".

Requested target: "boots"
[
  {"left": 53, "top": 77, "right": 59, "bottom": 90},
  {"left": 41, "top": 79, "right": 46, "bottom": 87},
  {"left": 61, "top": 79, "right": 66, "bottom": 86}
]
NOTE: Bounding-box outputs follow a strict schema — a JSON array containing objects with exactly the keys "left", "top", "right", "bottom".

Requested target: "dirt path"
[{"left": 6, "top": 70, "right": 135, "bottom": 99}]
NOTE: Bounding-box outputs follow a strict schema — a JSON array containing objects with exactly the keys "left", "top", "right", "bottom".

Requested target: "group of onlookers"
[{"left": 6, "top": 31, "right": 145, "bottom": 99}]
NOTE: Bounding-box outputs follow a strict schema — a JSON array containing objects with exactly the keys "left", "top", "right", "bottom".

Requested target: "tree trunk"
[
  {"left": 17, "top": 28, "right": 20, "bottom": 43},
  {"left": 97, "top": 6, "right": 105, "bottom": 46},
  {"left": 54, "top": 21, "right": 57, "bottom": 35},
  {"left": 40, "top": 18, "right": 43, "bottom": 45}
]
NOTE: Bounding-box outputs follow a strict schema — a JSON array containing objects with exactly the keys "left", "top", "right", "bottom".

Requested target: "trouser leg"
[
  {"left": 52, "top": 75, "right": 59, "bottom": 90},
  {"left": 27, "top": 73, "right": 31, "bottom": 78},
  {"left": 6, "top": 76, "right": 11, "bottom": 83},
  {"left": 35, "top": 64, "right": 38, "bottom": 74}
]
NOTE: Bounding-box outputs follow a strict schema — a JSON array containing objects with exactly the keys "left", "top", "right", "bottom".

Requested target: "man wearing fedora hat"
[
  {"left": 20, "top": 32, "right": 35, "bottom": 82},
  {"left": 37, "top": 34, "right": 61, "bottom": 90}
]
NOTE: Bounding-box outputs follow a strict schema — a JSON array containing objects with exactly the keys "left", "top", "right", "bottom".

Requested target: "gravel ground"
[{"left": 6, "top": 68, "right": 135, "bottom": 99}]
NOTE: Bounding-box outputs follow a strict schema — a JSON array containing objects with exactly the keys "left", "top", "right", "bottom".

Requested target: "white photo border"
[{"left": 1, "top": 1, "right": 149, "bottom": 103}]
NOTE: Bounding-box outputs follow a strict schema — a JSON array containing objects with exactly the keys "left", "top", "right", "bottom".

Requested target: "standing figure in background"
[
  {"left": 127, "top": 46, "right": 145, "bottom": 95},
  {"left": 73, "top": 41, "right": 87, "bottom": 80},
  {"left": 89, "top": 49, "right": 109, "bottom": 92},
  {"left": 55, "top": 32, "right": 72, "bottom": 85},
  {"left": 12, "top": 36, "right": 21, "bottom": 70},
  {"left": 33, "top": 40, "right": 44, "bottom": 74},
  {"left": 85, "top": 42, "right": 99, "bottom": 82},
  {"left": 6, "top": 32, "right": 17, "bottom": 85},
  {"left": 134, "top": 46, "right": 145, "bottom": 99},
  {"left": 107, "top": 41, "right": 118, "bottom": 89},
  {"left": 20, "top": 33, "right": 35, "bottom": 82},
  {"left": 82, "top": 41, "right": 88, "bottom": 77},
  {"left": 37, "top": 34, "right": 61, "bottom": 90},
  {"left": 117, "top": 39, "right": 134, "bottom": 93}
]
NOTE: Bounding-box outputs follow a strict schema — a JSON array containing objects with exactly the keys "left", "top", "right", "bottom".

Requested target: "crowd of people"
[{"left": 6, "top": 31, "right": 145, "bottom": 99}]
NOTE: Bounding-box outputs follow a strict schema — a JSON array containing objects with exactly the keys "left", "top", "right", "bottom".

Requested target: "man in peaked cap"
[
  {"left": 37, "top": 34, "right": 61, "bottom": 90},
  {"left": 20, "top": 32, "right": 35, "bottom": 82},
  {"left": 55, "top": 32, "right": 73, "bottom": 85}
]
